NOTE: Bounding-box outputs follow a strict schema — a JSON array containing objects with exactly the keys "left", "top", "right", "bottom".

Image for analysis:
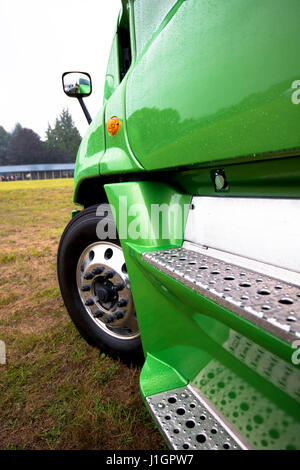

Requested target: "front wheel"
[{"left": 57, "top": 204, "right": 143, "bottom": 362}]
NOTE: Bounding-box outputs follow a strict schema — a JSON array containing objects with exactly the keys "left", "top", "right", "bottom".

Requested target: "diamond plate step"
[
  {"left": 142, "top": 247, "right": 300, "bottom": 344},
  {"left": 146, "top": 385, "right": 251, "bottom": 450}
]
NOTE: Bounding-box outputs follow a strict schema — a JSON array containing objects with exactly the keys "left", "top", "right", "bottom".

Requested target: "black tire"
[{"left": 57, "top": 204, "right": 143, "bottom": 363}]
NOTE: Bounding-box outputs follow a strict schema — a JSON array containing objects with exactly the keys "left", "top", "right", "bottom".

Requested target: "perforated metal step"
[
  {"left": 142, "top": 247, "right": 300, "bottom": 344},
  {"left": 146, "top": 385, "right": 250, "bottom": 450}
]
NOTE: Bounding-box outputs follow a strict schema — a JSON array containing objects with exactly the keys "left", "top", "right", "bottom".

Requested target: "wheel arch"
[{"left": 74, "top": 176, "right": 109, "bottom": 208}]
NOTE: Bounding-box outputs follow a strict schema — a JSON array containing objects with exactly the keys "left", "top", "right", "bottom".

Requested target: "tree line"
[{"left": 0, "top": 109, "right": 81, "bottom": 166}]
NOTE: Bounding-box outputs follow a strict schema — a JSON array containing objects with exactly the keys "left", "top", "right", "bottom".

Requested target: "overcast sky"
[{"left": 0, "top": 0, "right": 120, "bottom": 139}]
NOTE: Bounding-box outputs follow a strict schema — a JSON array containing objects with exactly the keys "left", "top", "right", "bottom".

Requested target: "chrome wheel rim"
[{"left": 76, "top": 242, "right": 139, "bottom": 340}]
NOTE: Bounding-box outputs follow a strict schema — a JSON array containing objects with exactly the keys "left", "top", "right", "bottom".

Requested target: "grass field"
[{"left": 0, "top": 179, "right": 165, "bottom": 450}]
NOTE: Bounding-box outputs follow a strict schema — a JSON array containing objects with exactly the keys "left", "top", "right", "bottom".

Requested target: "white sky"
[{"left": 0, "top": 0, "right": 121, "bottom": 139}]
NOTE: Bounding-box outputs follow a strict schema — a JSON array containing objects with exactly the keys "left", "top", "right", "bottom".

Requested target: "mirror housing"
[
  {"left": 62, "top": 71, "right": 92, "bottom": 124},
  {"left": 62, "top": 72, "right": 92, "bottom": 98}
]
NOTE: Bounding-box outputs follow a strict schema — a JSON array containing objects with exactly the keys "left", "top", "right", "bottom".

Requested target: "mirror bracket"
[{"left": 77, "top": 95, "right": 92, "bottom": 124}]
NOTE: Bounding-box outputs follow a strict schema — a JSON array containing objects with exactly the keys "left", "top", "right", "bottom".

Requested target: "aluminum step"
[
  {"left": 142, "top": 246, "right": 300, "bottom": 344},
  {"left": 146, "top": 385, "right": 251, "bottom": 450}
]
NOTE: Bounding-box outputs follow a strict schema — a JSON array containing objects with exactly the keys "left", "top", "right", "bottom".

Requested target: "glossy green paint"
[
  {"left": 140, "top": 353, "right": 187, "bottom": 398},
  {"left": 104, "top": 181, "right": 191, "bottom": 247},
  {"left": 101, "top": 1, "right": 143, "bottom": 175},
  {"left": 73, "top": 108, "right": 105, "bottom": 203},
  {"left": 170, "top": 155, "right": 300, "bottom": 199},
  {"left": 103, "top": 33, "right": 120, "bottom": 104},
  {"left": 133, "top": 0, "right": 178, "bottom": 56},
  {"left": 105, "top": 180, "right": 300, "bottom": 450},
  {"left": 126, "top": 0, "right": 300, "bottom": 171},
  {"left": 102, "top": 79, "right": 143, "bottom": 174}
]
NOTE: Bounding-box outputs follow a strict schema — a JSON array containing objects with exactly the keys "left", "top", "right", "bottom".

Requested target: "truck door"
[
  {"left": 125, "top": 0, "right": 300, "bottom": 171},
  {"left": 102, "top": 2, "right": 144, "bottom": 174}
]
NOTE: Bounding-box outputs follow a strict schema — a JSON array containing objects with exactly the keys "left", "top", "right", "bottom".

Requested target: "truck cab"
[{"left": 58, "top": 0, "right": 300, "bottom": 450}]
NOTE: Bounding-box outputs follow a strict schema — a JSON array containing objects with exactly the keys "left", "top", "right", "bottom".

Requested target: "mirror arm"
[{"left": 77, "top": 96, "right": 92, "bottom": 124}]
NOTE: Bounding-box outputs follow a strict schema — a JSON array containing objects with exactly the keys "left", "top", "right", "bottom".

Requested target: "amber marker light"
[{"left": 107, "top": 116, "right": 121, "bottom": 136}]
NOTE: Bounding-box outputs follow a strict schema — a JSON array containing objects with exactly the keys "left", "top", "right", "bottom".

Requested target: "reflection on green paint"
[{"left": 193, "top": 356, "right": 300, "bottom": 450}]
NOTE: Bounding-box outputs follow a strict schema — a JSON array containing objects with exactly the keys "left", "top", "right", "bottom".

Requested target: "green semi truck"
[{"left": 58, "top": 0, "right": 300, "bottom": 450}]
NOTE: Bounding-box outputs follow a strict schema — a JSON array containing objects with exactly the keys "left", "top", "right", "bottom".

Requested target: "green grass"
[
  {"left": 36, "top": 287, "right": 60, "bottom": 299},
  {"left": 0, "top": 252, "right": 17, "bottom": 264},
  {"left": 0, "top": 293, "right": 19, "bottom": 306},
  {"left": 0, "top": 178, "right": 165, "bottom": 450},
  {"left": 0, "top": 178, "right": 74, "bottom": 191}
]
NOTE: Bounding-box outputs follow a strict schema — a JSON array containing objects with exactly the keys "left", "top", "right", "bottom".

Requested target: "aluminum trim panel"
[{"left": 184, "top": 197, "right": 300, "bottom": 274}]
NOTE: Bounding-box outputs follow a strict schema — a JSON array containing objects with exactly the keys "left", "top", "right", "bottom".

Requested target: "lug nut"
[
  {"left": 105, "top": 314, "right": 114, "bottom": 323},
  {"left": 94, "top": 310, "right": 104, "bottom": 318},
  {"left": 85, "top": 298, "right": 94, "bottom": 306},
  {"left": 115, "top": 282, "right": 125, "bottom": 291},
  {"left": 81, "top": 284, "right": 91, "bottom": 292},
  {"left": 93, "top": 266, "right": 105, "bottom": 275},
  {"left": 117, "top": 298, "right": 128, "bottom": 307},
  {"left": 84, "top": 272, "right": 94, "bottom": 280},
  {"left": 104, "top": 270, "right": 115, "bottom": 280},
  {"left": 115, "top": 310, "right": 125, "bottom": 320}
]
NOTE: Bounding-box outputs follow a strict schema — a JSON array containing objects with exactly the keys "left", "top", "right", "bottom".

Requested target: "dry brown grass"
[{"left": 0, "top": 179, "right": 165, "bottom": 450}]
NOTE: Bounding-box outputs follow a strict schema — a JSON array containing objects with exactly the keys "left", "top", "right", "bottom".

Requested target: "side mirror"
[{"left": 62, "top": 72, "right": 92, "bottom": 98}]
